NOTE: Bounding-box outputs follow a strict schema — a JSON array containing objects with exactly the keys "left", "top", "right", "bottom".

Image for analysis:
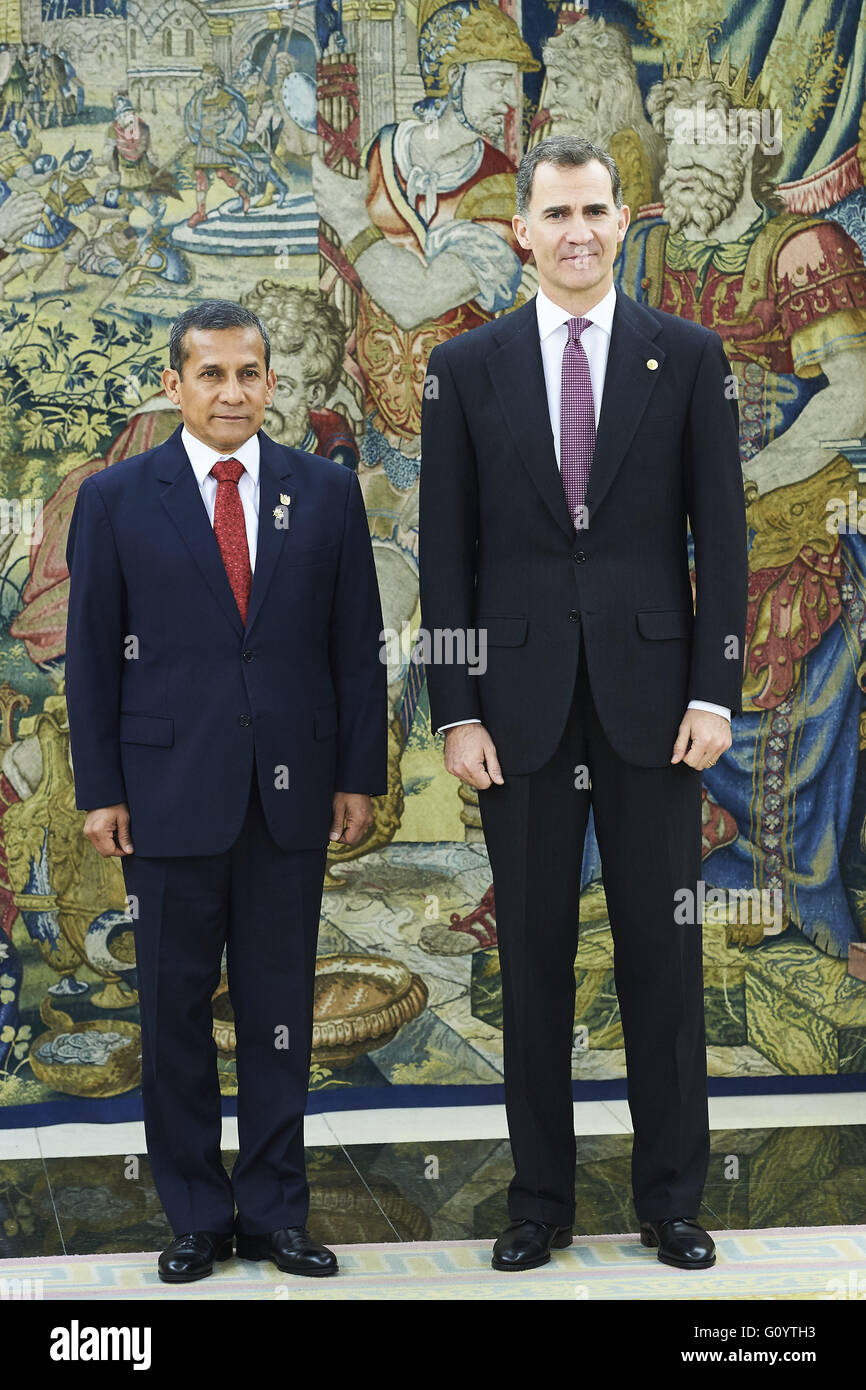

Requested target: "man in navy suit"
[
  {"left": 64, "top": 300, "right": 387, "bottom": 1282},
  {"left": 420, "top": 137, "right": 748, "bottom": 1273}
]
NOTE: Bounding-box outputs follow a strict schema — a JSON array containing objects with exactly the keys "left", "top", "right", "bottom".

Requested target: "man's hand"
[
  {"left": 670, "top": 710, "right": 731, "bottom": 770},
  {"left": 83, "top": 803, "right": 134, "bottom": 856},
  {"left": 329, "top": 792, "right": 374, "bottom": 846},
  {"left": 443, "top": 723, "right": 504, "bottom": 789}
]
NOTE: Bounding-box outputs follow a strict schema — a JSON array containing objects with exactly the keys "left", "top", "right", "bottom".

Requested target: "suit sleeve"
[
  {"left": 64, "top": 477, "right": 128, "bottom": 810},
  {"left": 418, "top": 344, "right": 482, "bottom": 729},
  {"left": 328, "top": 469, "right": 388, "bottom": 793},
  {"left": 684, "top": 332, "right": 749, "bottom": 718}
]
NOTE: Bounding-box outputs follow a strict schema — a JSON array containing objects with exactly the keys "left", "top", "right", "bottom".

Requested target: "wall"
[{"left": 1, "top": 0, "right": 865, "bottom": 1122}]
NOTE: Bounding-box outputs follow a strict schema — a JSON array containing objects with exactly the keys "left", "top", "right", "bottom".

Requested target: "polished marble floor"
[{"left": 0, "top": 1097, "right": 864, "bottom": 1258}]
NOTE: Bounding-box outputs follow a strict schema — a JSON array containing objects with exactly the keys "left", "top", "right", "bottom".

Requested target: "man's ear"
[
  {"left": 161, "top": 367, "right": 181, "bottom": 404},
  {"left": 512, "top": 212, "right": 530, "bottom": 251}
]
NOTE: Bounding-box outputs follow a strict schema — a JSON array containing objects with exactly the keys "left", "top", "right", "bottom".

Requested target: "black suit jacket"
[{"left": 418, "top": 285, "right": 749, "bottom": 772}]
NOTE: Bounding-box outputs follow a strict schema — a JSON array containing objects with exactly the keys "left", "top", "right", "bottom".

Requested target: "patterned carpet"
[{"left": 2, "top": 1227, "right": 864, "bottom": 1299}]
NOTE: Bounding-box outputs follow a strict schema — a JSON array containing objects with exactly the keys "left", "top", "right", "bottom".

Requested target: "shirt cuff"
[
  {"left": 687, "top": 699, "right": 731, "bottom": 722},
  {"left": 437, "top": 718, "right": 483, "bottom": 733}
]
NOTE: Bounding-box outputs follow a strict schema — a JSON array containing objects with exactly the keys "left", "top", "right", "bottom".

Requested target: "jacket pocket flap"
[
  {"left": 476, "top": 615, "right": 528, "bottom": 647},
  {"left": 636, "top": 608, "right": 693, "bottom": 640},
  {"left": 314, "top": 705, "right": 338, "bottom": 739},
  {"left": 119, "top": 713, "right": 174, "bottom": 746}
]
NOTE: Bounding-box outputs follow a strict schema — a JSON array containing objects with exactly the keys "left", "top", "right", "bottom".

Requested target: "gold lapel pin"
[
  {"left": 280, "top": 493, "right": 291, "bottom": 505},
  {"left": 272, "top": 506, "right": 283, "bottom": 519},
  {"left": 647, "top": 358, "right": 659, "bottom": 370}
]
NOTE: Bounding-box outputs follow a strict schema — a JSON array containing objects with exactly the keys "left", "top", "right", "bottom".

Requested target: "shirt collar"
[
  {"left": 181, "top": 424, "right": 260, "bottom": 488},
  {"left": 535, "top": 280, "right": 617, "bottom": 342}
]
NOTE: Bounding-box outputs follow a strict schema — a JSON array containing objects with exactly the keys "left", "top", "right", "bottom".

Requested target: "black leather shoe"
[
  {"left": 158, "top": 1231, "right": 234, "bottom": 1283},
  {"left": 491, "top": 1219, "right": 573, "bottom": 1272},
  {"left": 235, "top": 1226, "right": 338, "bottom": 1277},
  {"left": 640, "top": 1217, "right": 716, "bottom": 1269}
]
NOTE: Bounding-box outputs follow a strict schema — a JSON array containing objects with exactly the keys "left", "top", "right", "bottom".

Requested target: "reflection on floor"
[{"left": 1, "top": 1123, "right": 864, "bottom": 1259}]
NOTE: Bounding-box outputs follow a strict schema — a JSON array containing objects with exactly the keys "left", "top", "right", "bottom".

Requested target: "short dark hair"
[
  {"left": 169, "top": 299, "right": 271, "bottom": 377},
  {"left": 516, "top": 135, "right": 623, "bottom": 220}
]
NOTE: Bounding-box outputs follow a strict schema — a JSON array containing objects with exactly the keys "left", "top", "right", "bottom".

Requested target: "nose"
[
  {"left": 218, "top": 379, "right": 246, "bottom": 403},
  {"left": 565, "top": 219, "right": 595, "bottom": 245},
  {"left": 667, "top": 138, "right": 690, "bottom": 167}
]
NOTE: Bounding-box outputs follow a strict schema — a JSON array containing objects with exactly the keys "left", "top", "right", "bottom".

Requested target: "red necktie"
[{"left": 209, "top": 457, "right": 252, "bottom": 624}]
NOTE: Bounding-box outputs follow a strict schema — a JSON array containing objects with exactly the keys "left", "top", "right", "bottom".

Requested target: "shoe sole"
[
  {"left": 491, "top": 1230, "right": 573, "bottom": 1272},
  {"left": 158, "top": 1248, "right": 233, "bottom": 1283},
  {"left": 656, "top": 1252, "right": 716, "bottom": 1270},
  {"left": 235, "top": 1241, "right": 338, "bottom": 1276},
  {"left": 640, "top": 1229, "right": 716, "bottom": 1269}
]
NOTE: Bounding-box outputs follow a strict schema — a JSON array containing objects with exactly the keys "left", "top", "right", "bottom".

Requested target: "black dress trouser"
[
  {"left": 477, "top": 635, "right": 709, "bottom": 1227},
  {"left": 122, "top": 764, "right": 328, "bottom": 1237}
]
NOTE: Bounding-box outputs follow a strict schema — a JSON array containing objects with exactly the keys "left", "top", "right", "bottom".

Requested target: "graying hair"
[{"left": 516, "top": 135, "right": 623, "bottom": 220}]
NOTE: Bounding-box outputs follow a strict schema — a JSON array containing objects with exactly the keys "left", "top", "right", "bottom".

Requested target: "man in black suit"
[
  {"left": 65, "top": 300, "right": 387, "bottom": 1282},
  {"left": 419, "top": 136, "right": 747, "bottom": 1272}
]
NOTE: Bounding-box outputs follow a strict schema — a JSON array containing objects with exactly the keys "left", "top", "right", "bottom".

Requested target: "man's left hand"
[
  {"left": 670, "top": 710, "right": 731, "bottom": 770},
  {"left": 329, "top": 792, "right": 374, "bottom": 846}
]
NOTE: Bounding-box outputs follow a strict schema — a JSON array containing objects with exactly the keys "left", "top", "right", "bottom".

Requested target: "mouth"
[{"left": 562, "top": 252, "right": 596, "bottom": 265}]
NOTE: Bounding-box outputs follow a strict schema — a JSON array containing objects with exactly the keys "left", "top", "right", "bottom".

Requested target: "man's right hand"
[
  {"left": 443, "top": 724, "right": 504, "bottom": 789},
  {"left": 83, "top": 804, "right": 134, "bottom": 857}
]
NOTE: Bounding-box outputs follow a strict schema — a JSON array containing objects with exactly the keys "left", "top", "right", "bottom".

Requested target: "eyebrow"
[
  {"left": 197, "top": 362, "right": 262, "bottom": 371},
  {"left": 541, "top": 202, "right": 610, "bottom": 215}
]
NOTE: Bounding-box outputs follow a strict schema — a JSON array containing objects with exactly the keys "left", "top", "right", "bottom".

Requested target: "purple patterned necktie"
[{"left": 560, "top": 316, "right": 596, "bottom": 529}]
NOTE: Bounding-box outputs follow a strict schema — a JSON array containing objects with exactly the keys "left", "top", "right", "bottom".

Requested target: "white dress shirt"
[
  {"left": 182, "top": 425, "right": 260, "bottom": 570},
  {"left": 437, "top": 283, "right": 730, "bottom": 732}
]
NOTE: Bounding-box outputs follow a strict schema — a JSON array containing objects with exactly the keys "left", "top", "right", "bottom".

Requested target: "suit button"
[
  {"left": 569, "top": 610, "right": 580, "bottom": 623},
  {"left": 239, "top": 714, "right": 252, "bottom": 726},
  {"left": 242, "top": 650, "right": 255, "bottom": 662},
  {"left": 574, "top": 550, "right": 586, "bottom": 563}
]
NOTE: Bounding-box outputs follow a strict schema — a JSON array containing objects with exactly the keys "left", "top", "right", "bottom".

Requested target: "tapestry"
[{"left": 1, "top": 0, "right": 865, "bottom": 1120}]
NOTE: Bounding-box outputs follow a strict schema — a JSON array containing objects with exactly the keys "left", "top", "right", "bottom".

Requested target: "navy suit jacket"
[
  {"left": 64, "top": 423, "right": 387, "bottom": 856},
  {"left": 419, "top": 286, "right": 749, "bottom": 772}
]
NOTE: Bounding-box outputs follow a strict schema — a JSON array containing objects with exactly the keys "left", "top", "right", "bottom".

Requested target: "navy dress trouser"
[
  {"left": 478, "top": 636, "right": 709, "bottom": 1227},
  {"left": 122, "top": 763, "right": 328, "bottom": 1236}
]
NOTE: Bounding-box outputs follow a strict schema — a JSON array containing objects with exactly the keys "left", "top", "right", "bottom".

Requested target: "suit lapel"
[
  {"left": 487, "top": 298, "right": 573, "bottom": 541},
  {"left": 244, "top": 429, "right": 293, "bottom": 636},
  {"left": 156, "top": 424, "right": 244, "bottom": 636},
  {"left": 155, "top": 424, "right": 293, "bottom": 638},
  {"left": 588, "top": 286, "right": 665, "bottom": 519},
  {"left": 486, "top": 287, "right": 665, "bottom": 536}
]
